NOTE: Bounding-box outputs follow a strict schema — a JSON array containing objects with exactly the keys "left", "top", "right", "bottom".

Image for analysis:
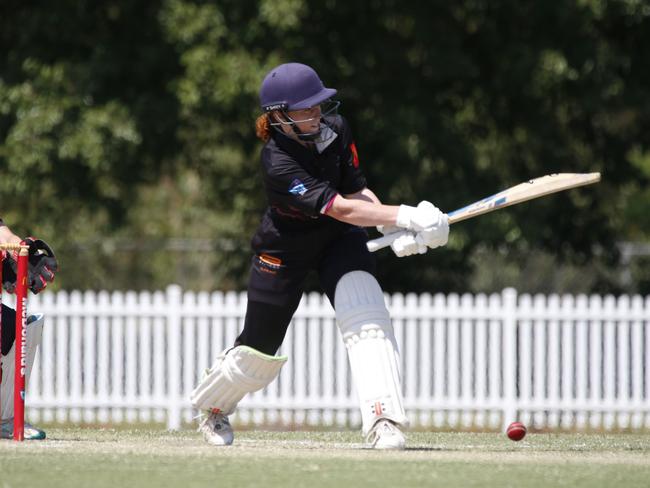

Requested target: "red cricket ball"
[{"left": 506, "top": 421, "right": 527, "bottom": 441}]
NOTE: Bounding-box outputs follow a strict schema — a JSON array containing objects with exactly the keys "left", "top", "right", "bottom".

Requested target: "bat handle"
[{"left": 366, "top": 231, "right": 409, "bottom": 252}]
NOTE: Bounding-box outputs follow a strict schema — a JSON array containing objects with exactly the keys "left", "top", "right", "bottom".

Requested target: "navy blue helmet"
[
  {"left": 259, "top": 63, "right": 339, "bottom": 143},
  {"left": 260, "top": 63, "right": 337, "bottom": 112}
]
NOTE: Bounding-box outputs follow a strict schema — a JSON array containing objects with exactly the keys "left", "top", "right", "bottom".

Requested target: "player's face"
[{"left": 287, "top": 105, "right": 321, "bottom": 133}]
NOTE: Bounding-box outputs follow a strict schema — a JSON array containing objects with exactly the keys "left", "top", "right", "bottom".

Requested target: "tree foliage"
[{"left": 1, "top": 0, "right": 648, "bottom": 293}]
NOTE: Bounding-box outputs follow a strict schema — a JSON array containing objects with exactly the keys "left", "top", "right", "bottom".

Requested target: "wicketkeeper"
[
  {"left": 0, "top": 219, "right": 58, "bottom": 440},
  {"left": 190, "top": 63, "right": 449, "bottom": 449}
]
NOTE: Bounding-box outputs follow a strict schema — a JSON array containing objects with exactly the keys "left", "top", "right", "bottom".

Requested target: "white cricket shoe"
[
  {"left": 198, "top": 411, "right": 234, "bottom": 446},
  {"left": 366, "top": 419, "right": 406, "bottom": 450}
]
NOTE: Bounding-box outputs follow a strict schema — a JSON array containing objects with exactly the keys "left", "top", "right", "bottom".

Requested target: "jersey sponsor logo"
[
  {"left": 289, "top": 178, "right": 308, "bottom": 196},
  {"left": 258, "top": 253, "right": 282, "bottom": 275},
  {"left": 259, "top": 253, "right": 282, "bottom": 268},
  {"left": 350, "top": 142, "right": 360, "bottom": 168}
]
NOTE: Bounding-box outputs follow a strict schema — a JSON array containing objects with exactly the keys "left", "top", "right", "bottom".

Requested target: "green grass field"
[{"left": 1, "top": 428, "right": 649, "bottom": 488}]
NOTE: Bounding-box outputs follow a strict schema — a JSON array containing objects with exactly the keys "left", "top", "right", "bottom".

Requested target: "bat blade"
[
  {"left": 447, "top": 172, "right": 601, "bottom": 224},
  {"left": 366, "top": 172, "right": 601, "bottom": 253}
]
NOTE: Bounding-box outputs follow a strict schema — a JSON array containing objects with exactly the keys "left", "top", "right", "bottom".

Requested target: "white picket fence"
[{"left": 18, "top": 286, "right": 650, "bottom": 431}]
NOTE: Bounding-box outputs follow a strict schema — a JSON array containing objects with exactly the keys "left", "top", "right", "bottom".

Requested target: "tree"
[{"left": 1, "top": 0, "right": 648, "bottom": 293}]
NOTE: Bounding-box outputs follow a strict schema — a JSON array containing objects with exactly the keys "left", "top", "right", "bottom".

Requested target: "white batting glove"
[
  {"left": 390, "top": 232, "right": 427, "bottom": 258},
  {"left": 396, "top": 200, "right": 446, "bottom": 232},
  {"left": 396, "top": 201, "right": 449, "bottom": 250},
  {"left": 415, "top": 226, "right": 448, "bottom": 249},
  {"left": 376, "top": 224, "right": 401, "bottom": 236},
  {"left": 415, "top": 205, "right": 449, "bottom": 249}
]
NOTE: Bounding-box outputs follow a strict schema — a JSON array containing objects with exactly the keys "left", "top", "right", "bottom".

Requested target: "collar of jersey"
[
  {"left": 314, "top": 124, "right": 338, "bottom": 154},
  {"left": 273, "top": 124, "right": 338, "bottom": 156}
]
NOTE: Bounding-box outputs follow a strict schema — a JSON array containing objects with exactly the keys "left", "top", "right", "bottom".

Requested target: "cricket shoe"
[
  {"left": 0, "top": 419, "right": 46, "bottom": 440},
  {"left": 366, "top": 419, "right": 406, "bottom": 450},
  {"left": 198, "top": 411, "right": 234, "bottom": 446}
]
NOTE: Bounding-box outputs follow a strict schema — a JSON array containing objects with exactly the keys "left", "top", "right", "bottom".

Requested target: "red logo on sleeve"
[{"left": 350, "top": 142, "right": 360, "bottom": 168}]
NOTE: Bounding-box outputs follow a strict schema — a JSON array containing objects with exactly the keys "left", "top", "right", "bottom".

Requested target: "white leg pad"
[
  {"left": 1, "top": 314, "right": 44, "bottom": 421},
  {"left": 190, "top": 345, "right": 287, "bottom": 414},
  {"left": 335, "top": 271, "right": 408, "bottom": 435}
]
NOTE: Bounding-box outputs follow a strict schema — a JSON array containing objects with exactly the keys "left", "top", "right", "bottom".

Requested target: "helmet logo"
[{"left": 263, "top": 102, "right": 288, "bottom": 112}]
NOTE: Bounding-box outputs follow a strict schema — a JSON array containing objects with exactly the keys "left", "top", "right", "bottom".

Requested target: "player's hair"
[{"left": 255, "top": 114, "right": 271, "bottom": 142}]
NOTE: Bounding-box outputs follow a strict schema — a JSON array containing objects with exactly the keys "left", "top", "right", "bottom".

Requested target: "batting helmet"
[{"left": 259, "top": 63, "right": 337, "bottom": 112}]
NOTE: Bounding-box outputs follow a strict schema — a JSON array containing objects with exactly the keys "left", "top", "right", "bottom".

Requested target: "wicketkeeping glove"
[
  {"left": 1, "top": 250, "right": 14, "bottom": 292},
  {"left": 2, "top": 238, "right": 59, "bottom": 294}
]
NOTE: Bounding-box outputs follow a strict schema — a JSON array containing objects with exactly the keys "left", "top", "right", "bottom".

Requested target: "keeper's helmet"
[{"left": 259, "top": 63, "right": 339, "bottom": 142}]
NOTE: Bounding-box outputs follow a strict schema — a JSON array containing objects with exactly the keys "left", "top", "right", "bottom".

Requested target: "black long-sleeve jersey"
[{"left": 251, "top": 114, "right": 368, "bottom": 259}]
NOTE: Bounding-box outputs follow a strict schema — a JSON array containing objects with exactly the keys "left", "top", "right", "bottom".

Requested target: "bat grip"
[{"left": 366, "top": 231, "right": 409, "bottom": 252}]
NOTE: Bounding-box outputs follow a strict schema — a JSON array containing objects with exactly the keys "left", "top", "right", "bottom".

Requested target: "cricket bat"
[{"left": 366, "top": 172, "right": 601, "bottom": 252}]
